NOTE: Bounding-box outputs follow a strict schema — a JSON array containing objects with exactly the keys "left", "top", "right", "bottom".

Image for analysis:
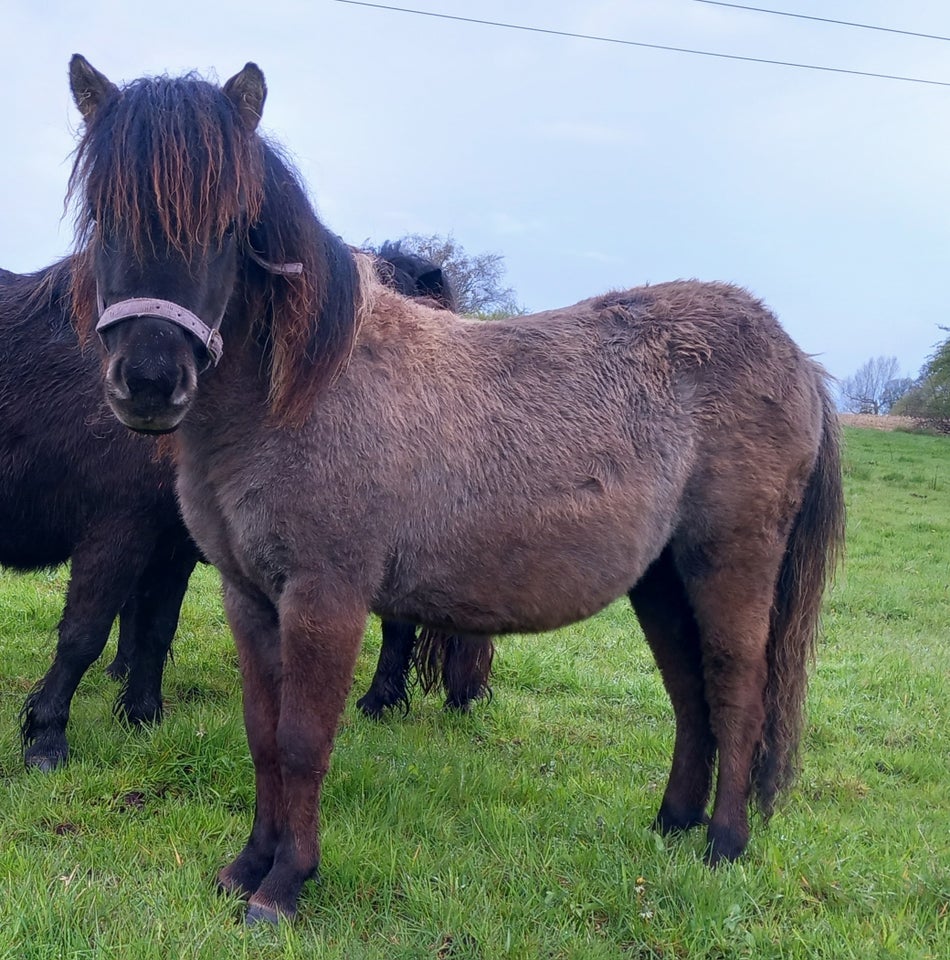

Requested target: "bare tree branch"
[{"left": 839, "top": 356, "right": 902, "bottom": 414}]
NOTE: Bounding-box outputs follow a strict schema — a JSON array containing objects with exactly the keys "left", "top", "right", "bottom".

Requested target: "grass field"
[{"left": 0, "top": 425, "right": 946, "bottom": 959}]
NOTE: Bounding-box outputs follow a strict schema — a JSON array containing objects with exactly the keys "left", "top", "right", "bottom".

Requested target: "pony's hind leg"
[
  {"left": 105, "top": 596, "right": 136, "bottom": 680},
  {"left": 244, "top": 578, "right": 366, "bottom": 924},
  {"left": 629, "top": 548, "right": 714, "bottom": 834},
  {"left": 216, "top": 582, "right": 284, "bottom": 903},
  {"left": 679, "top": 541, "right": 783, "bottom": 865},
  {"left": 356, "top": 619, "right": 417, "bottom": 718}
]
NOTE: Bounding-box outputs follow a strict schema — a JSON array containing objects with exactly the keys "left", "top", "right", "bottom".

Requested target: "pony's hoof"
[
  {"left": 217, "top": 868, "right": 255, "bottom": 901},
  {"left": 245, "top": 900, "right": 287, "bottom": 926},
  {"left": 25, "top": 743, "right": 68, "bottom": 772},
  {"left": 217, "top": 853, "right": 275, "bottom": 900},
  {"left": 653, "top": 804, "right": 709, "bottom": 835},
  {"left": 121, "top": 701, "right": 163, "bottom": 728},
  {"left": 705, "top": 824, "right": 748, "bottom": 866},
  {"left": 356, "top": 691, "right": 410, "bottom": 720},
  {"left": 104, "top": 658, "right": 130, "bottom": 680},
  {"left": 442, "top": 698, "right": 472, "bottom": 713},
  {"left": 355, "top": 694, "right": 384, "bottom": 720}
]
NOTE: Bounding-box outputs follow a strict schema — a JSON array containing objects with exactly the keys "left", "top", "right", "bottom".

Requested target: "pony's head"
[
  {"left": 68, "top": 55, "right": 361, "bottom": 433},
  {"left": 375, "top": 241, "right": 457, "bottom": 311}
]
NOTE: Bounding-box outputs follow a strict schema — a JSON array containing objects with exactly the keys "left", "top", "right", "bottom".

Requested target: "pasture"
[{"left": 0, "top": 423, "right": 945, "bottom": 959}]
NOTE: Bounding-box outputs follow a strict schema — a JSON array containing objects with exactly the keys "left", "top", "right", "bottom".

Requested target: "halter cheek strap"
[
  {"left": 96, "top": 297, "right": 225, "bottom": 366},
  {"left": 247, "top": 248, "right": 304, "bottom": 276}
]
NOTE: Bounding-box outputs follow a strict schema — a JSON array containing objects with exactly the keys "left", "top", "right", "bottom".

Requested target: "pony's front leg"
[
  {"left": 246, "top": 579, "right": 366, "bottom": 924},
  {"left": 217, "top": 582, "right": 284, "bottom": 901},
  {"left": 21, "top": 532, "right": 147, "bottom": 770}
]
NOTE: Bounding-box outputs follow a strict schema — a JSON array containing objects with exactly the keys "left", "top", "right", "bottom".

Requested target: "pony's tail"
[
  {"left": 414, "top": 629, "right": 495, "bottom": 706},
  {"left": 754, "top": 379, "right": 846, "bottom": 817}
]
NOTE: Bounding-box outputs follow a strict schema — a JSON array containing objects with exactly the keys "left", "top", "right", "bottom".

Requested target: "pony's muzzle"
[
  {"left": 97, "top": 311, "right": 201, "bottom": 433},
  {"left": 107, "top": 352, "right": 194, "bottom": 405},
  {"left": 104, "top": 350, "right": 196, "bottom": 432}
]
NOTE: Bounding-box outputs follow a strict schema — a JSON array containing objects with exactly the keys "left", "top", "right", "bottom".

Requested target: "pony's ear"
[
  {"left": 223, "top": 63, "right": 267, "bottom": 132},
  {"left": 417, "top": 267, "right": 446, "bottom": 293},
  {"left": 417, "top": 267, "right": 455, "bottom": 310},
  {"left": 69, "top": 54, "right": 118, "bottom": 122}
]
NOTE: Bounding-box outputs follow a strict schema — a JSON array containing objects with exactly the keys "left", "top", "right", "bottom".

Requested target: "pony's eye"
[{"left": 223, "top": 220, "right": 237, "bottom": 239}]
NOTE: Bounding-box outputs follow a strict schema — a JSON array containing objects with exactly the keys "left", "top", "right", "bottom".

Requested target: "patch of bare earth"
[{"left": 839, "top": 414, "right": 917, "bottom": 431}]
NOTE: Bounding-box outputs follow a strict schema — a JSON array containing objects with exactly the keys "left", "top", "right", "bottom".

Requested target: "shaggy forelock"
[{"left": 68, "top": 73, "right": 264, "bottom": 262}]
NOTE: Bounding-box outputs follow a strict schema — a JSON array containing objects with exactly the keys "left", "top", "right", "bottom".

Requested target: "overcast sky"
[{"left": 3, "top": 0, "right": 950, "bottom": 383}]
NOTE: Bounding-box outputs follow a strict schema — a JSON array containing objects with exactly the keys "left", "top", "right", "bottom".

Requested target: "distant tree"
[
  {"left": 881, "top": 376, "right": 915, "bottom": 412},
  {"left": 366, "top": 234, "right": 522, "bottom": 317},
  {"left": 839, "top": 356, "right": 904, "bottom": 414},
  {"left": 891, "top": 329, "right": 950, "bottom": 431}
]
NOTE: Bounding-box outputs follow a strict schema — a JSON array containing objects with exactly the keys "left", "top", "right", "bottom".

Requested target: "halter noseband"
[
  {"left": 96, "top": 297, "right": 225, "bottom": 365},
  {"left": 94, "top": 251, "right": 303, "bottom": 367}
]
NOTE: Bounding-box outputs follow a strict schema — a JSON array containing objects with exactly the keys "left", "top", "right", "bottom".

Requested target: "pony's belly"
[
  {"left": 381, "top": 523, "right": 666, "bottom": 635},
  {"left": 383, "top": 570, "right": 630, "bottom": 634}
]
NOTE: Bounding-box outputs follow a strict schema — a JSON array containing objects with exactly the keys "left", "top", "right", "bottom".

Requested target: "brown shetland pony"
[{"left": 65, "top": 57, "right": 845, "bottom": 924}]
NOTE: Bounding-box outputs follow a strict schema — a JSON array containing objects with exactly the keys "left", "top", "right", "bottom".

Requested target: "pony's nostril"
[
  {"left": 107, "top": 355, "right": 132, "bottom": 400},
  {"left": 124, "top": 357, "right": 175, "bottom": 399},
  {"left": 170, "top": 363, "right": 194, "bottom": 406}
]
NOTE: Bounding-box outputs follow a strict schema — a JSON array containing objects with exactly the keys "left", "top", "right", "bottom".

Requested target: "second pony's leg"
[
  {"left": 118, "top": 534, "right": 200, "bottom": 726},
  {"left": 441, "top": 633, "right": 494, "bottom": 711},
  {"left": 355, "top": 619, "right": 417, "bottom": 718},
  {"left": 20, "top": 526, "right": 150, "bottom": 770},
  {"left": 629, "top": 547, "right": 714, "bottom": 834}
]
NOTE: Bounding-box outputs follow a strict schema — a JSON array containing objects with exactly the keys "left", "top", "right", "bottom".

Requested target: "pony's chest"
[{"left": 177, "top": 453, "right": 293, "bottom": 599}]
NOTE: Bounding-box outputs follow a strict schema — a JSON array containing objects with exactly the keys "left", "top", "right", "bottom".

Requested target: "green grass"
[{"left": 0, "top": 426, "right": 946, "bottom": 958}]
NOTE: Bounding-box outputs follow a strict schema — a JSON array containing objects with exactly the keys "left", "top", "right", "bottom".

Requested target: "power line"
[
  {"left": 690, "top": 1, "right": 950, "bottom": 44},
  {"left": 333, "top": 1, "right": 950, "bottom": 88}
]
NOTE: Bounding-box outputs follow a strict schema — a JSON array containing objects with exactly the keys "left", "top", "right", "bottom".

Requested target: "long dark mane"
[
  {"left": 246, "top": 148, "right": 362, "bottom": 422},
  {"left": 68, "top": 73, "right": 361, "bottom": 423}
]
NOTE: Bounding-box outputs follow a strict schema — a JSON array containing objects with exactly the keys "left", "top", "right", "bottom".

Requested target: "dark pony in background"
[
  {"left": 65, "top": 57, "right": 845, "bottom": 924},
  {"left": 360, "top": 241, "right": 495, "bottom": 717},
  {"left": 0, "top": 261, "right": 199, "bottom": 770},
  {"left": 372, "top": 241, "right": 455, "bottom": 312},
  {"left": 0, "top": 243, "right": 480, "bottom": 777}
]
